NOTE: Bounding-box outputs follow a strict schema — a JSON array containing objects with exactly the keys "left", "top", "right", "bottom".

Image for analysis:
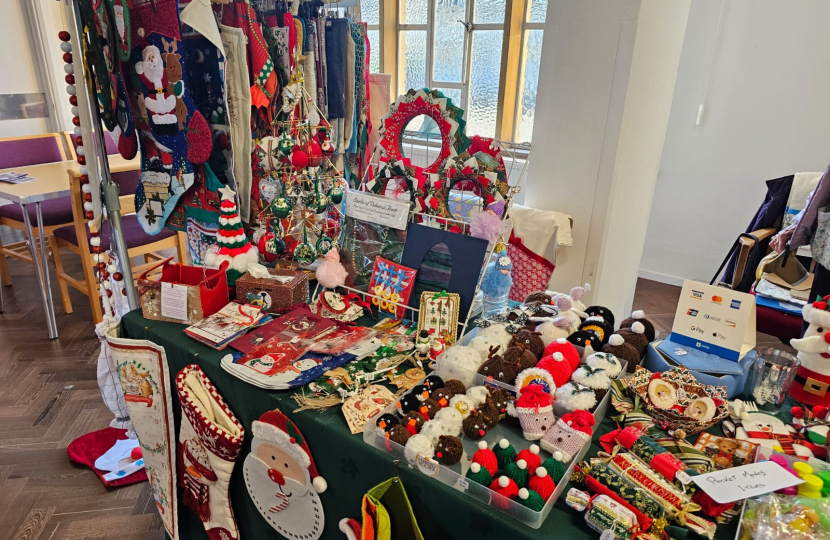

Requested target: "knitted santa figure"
[
  {"left": 507, "top": 384, "right": 556, "bottom": 441},
  {"left": 790, "top": 296, "right": 830, "bottom": 408},
  {"left": 243, "top": 410, "right": 327, "bottom": 540},
  {"left": 540, "top": 410, "right": 595, "bottom": 462},
  {"left": 176, "top": 365, "right": 244, "bottom": 540},
  {"left": 204, "top": 185, "right": 258, "bottom": 272}
]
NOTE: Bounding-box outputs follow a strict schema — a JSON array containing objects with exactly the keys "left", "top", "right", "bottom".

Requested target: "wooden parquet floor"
[{"left": 0, "top": 225, "right": 794, "bottom": 540}]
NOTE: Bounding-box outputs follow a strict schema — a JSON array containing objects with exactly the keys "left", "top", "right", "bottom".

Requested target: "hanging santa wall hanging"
[
  {"left": 176, "top": 365, "right": 244, "bottom": 540},
  {"left": 243, "top": 410, "right": 328, "bottom": 540},
  {"left": 790, "top": 295, "right": 830, "bottom": 407}
]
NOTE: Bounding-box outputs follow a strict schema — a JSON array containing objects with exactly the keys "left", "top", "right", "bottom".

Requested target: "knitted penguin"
[
  {"left": 416, "top": 398, "right": 441, "bottom": 420},
  {"left": 579, "top": 316, "right": 614, "bottom": 346},
  {"left": 584, "top": 305, "right": 615, "bottom": 327},
  {"left": 567, "top": 331, "right": 597, "bottom": 357},
  {"left": 375, "top": 413, "right": 399, "bottom": 436},
  {"left": 387, "top": 425, "right": 411, "bottom": 445},
  {"left": 396, "top": 393, "right": 421, "bottom": 416}
]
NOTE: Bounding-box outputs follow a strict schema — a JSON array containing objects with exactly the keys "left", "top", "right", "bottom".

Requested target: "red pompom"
[
  {"left": 63, "top": 52, "right": 73, "bottom": 63},
  {"left": 791, "top": 406, "right": 805, "bottom": 419},
  {"left": 84, "top": 211, "right": 94, "bottom": 220},
  {"left": 58, "top": 31, "right": 71, "bottom": 41},
  {"left": 77, "top": 155, "right": 86, "bottom": 165},
  {"left": 69, "top": 95, "right": 77, "bottom": 106},
  {"left": 130, "top": 447, "right": 142, "bottom": 460},
  {"left": 65, "top": 74, "right": 75, "bottom": 85},
  {"left": 816, "top": 302, "right": 828, "bottom": 310},
  {"left": 72, "top": 116, "right": 80, "bottom": 126},
  {"left": 813, "top": 406, "right": 827, "bottom": 419}
]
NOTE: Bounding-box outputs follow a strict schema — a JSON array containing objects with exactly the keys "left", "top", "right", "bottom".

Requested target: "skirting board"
[{"left": 637, "top": 268, "right": 688, "bottom": 287}]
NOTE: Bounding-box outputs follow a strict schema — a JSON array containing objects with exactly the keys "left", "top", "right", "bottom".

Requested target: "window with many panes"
[{"left": 362, "top": 0, "right": 546, "bottom": 144}]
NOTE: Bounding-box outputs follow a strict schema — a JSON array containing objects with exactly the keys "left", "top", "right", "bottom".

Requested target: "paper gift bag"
[{"left": 138, "top": 257, "right": 229, "bottom": 324}]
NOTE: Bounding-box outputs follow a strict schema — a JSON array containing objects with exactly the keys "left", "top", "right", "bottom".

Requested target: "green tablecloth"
[{"left": 121, "top": 309, "right": 740, "bottom": 540}]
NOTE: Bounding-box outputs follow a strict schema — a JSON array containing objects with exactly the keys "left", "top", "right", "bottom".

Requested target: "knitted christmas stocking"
[
  {"left": 176, "top": 364, "right": 244, "bottom": 540},
  {"left": 129, "top": 0, "right": 212, "bottom": 234}
]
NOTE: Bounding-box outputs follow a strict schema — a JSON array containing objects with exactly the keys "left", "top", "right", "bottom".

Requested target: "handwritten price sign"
[{"left": 691, "top": 461, "right": 804, "bottom": 504}]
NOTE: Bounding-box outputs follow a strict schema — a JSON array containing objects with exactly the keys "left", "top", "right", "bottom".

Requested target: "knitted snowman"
[{"left": 790, "top": 295, "right": 830, "bottom": 408}]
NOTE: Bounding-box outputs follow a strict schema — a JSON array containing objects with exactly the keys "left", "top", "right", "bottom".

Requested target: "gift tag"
[
  {"left": 161, "top": 283, "right": 189, "bottom": 321},
  {"left": 600, "top": 530, "right": 615, "bottom": 540},
  {"left": 341, "top": 385, "right": 396, "bottom": 434}
]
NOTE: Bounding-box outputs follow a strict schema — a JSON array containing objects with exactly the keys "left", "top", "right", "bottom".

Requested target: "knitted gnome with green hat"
[
  {"left": 204, "top": 185, "right": 259, "bottom": 273},
  {"left": 790, "top": 295, "right": 830, "bottom": 407},
  {"left": 243, "top": 410, "right": 327, "bottom": 540}
]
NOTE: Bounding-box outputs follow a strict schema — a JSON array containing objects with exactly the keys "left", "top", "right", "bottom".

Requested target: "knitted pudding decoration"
[
  {"left": 517, "top": 488, "right": 546, "bottom": 511},
  {"left": 444, "top": 379, "right": 467, "bottom": 395},
  {"left": 525, "top": 290, "right": 554, "bottom": 304},
  {"left": 603, "top": 334, "right": 641, "bottom": 373},
  {"left": 503, "top": 346, "right": 538, "bottom": 371},
  {"left": 477, "top": 346, "right": 520, "bottom": 384},
  {"left": 541, "top": 456, "right": 566, "bottom": 483},
  {"left": 494, "top": 438, "right": 517, "bottom": 469},
  {"left": 516, "top": 444, "right": 542, "bottom": 472},
  {"left": 528, "top": 467, "right": 556, "bottom": 501},
  {"left": 462, "top": 410, "right": 489, "bottom": 440},
  {"left": 536, "top": 351, "right": 575, "bottom": 388},
  {"left": 584, "top": 305, "right": 615, "bottom": 327},
  {"left": 431, "top": 387, "right": 456, "bottom": 408},
  {"left": 466, "top": 462, "right": 493, "bottom": 486},
  {"left": 388, "top": 425, "right": 411, "bottom": 445},
  {"left": 542, "top": 338, "right": 581, "bottom": 371},
  {"left": 586, "top": 352, "right": 622, "bottom": 378},
  {"left": 511, "top": 330, "right": 546, "bottom": 360},
  {"left": 618, "top": 322, "right": 649, "bottom": 356},
  {"left": 402, "top": 411, "right": 425, "bottom": 435},
  {"left": 555, "top": 381, "right": 598, "bottom": 413},
  {"left": 490, "top": 476, "right": 520, "bottom": 500},
  {"left": 579, "top": 317, "right": 614, "bottom": 345},
  {"left": 435, "top": 435, "right": 464, "bottom": 465},
  {"left": 472, "top": 440, "right": 499, "bottom": 475},
  {"left": 511, "top": 384, "right": 556, "bottom": 441},
  {"left": 540, "top": 410, "right": 595, "bottom": 462},
  {"left": 489, "top": 387, "right": 515, "bottom": 420},
  {"left": 571, "top": 365, "right": 612, "bottom": 402},
  {"left": 619, "top": 310, "right": 656, "bottom": 342},
  {"left": 504, "top": 459, "right": 530, "bottom": 488},
  {"left": 433, "top": 407, "right": 463, "bottom": 436},
  {"left": 416, "top": 398, "right": 441, "bottom": 420}
]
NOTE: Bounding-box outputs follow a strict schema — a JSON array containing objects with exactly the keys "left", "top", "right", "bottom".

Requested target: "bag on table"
[{"left": 138, "top": 257, "right": 229, "bottom": 324}]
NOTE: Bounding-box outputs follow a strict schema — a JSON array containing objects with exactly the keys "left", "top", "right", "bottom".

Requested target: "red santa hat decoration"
[{"left": 790, "top": 295, "right": 830, "bottom": 407}]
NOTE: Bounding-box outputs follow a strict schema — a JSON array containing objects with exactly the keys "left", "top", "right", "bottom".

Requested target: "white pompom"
[
  {"left": 90, "top": 237, "right": 100, "bottom": 247},
  {"left": 79, "top": 165, "right": 88, "bottom": 175},
  {"left": 499, "top": 438, "right": 510, "bottom": 449},
  {"left": 530, "top": 444, "right": 540, "bottom": 455},
  {"left": 535, "top": 466, "right": 548, "bottom": 478},
  {"left": 584, "top": 283, "right": 592, "bottom": 291},
  {"left": 517, "top": 459, "right": 527, "bottom": 470},
  {"left": 553, "top": 451, "right": 564, "bottom": 462},
  {"left": 632, "top": 321, "right": 645, "bottom": 335},
  {"left": 63, "top": 64, "right": 73, "bottom": 74},
  {"left": 518, "top": 488, "right": 529, "bottom": 500},
  {"left": 74, "top": 126, "right": 81, "bottom": 135},
  {"left": 204, "top": 251, "right": 217, "bottom": 267},
  {"left": 76, "top": 145, "right": 84, "bottom": 156},
  {"left": 609, "top": 334, "right": 625, "bottom": 347},
  {"left": 632, "top": 310, "right": 645, "bottom": 319},
  {"left": 556, "top": 338, "right": 567, "bottom": 344},
  {"left": 103, "top": 281, "right": 111, "bottom": 290},
  {"left": 553, "top": 352, "right": 564, "bottom": 362},
  {"left": 470, "top": 463, "right": 481, "bottom": 473},
  {"left": 107, "top": 264, "right": 117, "bottom": 274},
  {"left": 60, "top": 41, "right": 72, "bottom": 52},
  {"left": 232, "top": 253, "right": 250, "bottom": 272},
  {"left": 71, "top": 106, "right": 78, "bottom": 116},
  {"left": 81, "top": 184, "right": 92, "bottom": 193},
  {"left": 498, "top": 476, "right": 510, "bottom": 488},
  {"left": 312, "top": 476, "right": 328, "bottom": 493},
  {"left": 478, "top": 440, "right": 487, "bottom": 450},
  {"left": 66, "top": 85, "right": 76, "bottom": 96},
  {"left": 84, "top": 202, "right": 93, "bottom": 211}
]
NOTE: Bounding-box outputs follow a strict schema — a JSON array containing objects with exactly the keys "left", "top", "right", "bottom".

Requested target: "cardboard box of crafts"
[{"left": 363, "top": 326, "right": 625, "bottom": 529}]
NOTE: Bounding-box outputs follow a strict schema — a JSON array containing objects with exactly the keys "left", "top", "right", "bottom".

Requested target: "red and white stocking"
[{"left": 176, "top": 365, "right": 244, "bottom": 540}]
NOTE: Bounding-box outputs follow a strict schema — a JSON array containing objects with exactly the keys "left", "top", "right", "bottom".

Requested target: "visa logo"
[
  {"left": 730, "top": 299, "right": 741, "bottom": 309},
  {"left": 691, "top": 290, "right": 704, "bottom": 299}
]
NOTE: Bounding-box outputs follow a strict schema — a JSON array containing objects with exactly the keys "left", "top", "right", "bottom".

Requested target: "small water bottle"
[{"left": 482, "top": 290, "right": 509, "bottom": 318}]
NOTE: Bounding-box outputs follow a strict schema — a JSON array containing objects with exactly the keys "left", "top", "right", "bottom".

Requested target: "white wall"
[{"left": 640, "top": 0, "right": 830, "bottom": 286}]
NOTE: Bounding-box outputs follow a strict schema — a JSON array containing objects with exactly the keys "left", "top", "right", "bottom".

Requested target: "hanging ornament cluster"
[{"left": 60, "top": 30, "right": 125, "bottom": 317}]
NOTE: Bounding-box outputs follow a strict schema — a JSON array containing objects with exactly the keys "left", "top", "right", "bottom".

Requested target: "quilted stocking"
[
  {"left": 129, "top": 0, "right": 212, "bottom": 234},
  {"left": 176, "top": 365, "right": 244, "bottom": 540}
]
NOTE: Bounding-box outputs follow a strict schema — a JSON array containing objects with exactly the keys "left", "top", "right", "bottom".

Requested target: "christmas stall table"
[{"left": 121, "top": 309, "right": 743, "bottom": 540}]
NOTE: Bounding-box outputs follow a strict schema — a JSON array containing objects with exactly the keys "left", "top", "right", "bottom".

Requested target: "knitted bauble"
[
  {"left": 431, "top": 387, "right": 456, "bottom": 408},
  {"left": 489, "top": 387, "right": 515, "bottom": 420},
  {"left": 603, "top": 334, "right": 641, "bottom": 373},
  {"left": 542, "top": 338, "right": 581, "bottom": 371},
  {"left": 433, "top": 407, "right": 463, "bottom": 436},
  {"left": 480, "top": 400, "right": 500, "bottom": 429},
  {"left": 619, "top": 310, "right": 656, "bottom": 342},
  {"left": 528, "top": 467, "right": 556, "bottom": 501},
  {"left": 439, "top": 345, "right": 484, "bottom": 388},
  {"left": 466, "top": 462, "right": 493, "bottom": 486},
  {"left": 490, "top": 476, "right": 520, "bottom": 500},
  {"left": 510, "top": 384, "right": 556, "bottom": 441},
  {"left": 536, "top": 352, "right": 574, "bottom": 388},
  {"left": 571, "top": 366, "right": 612, "bottom": 402},
  {"left": 516, "top": 444, "right": 542, "bottom": 472},
  {"left": 503, "top": 346, "right": 537, "bottom": 371},
  {"left": 466, "top": 386, "right": 490, "bottom": 408},
  {"left": 494, "top": 438, "right": 517, "bottom": 469},
  {"left": 618, "top": 322, "right": 649, "bottom": 356},
  {"left": 517, "top": 488, "right": 546, "bottom": 511},
  {"left": 555, "top": 381, "right": 597, "bottom": 413},
  {"left": 584, "top": 305, "right": 615, "bottom": 327},
  {"left": 388, "top": 425, "right": 411, "bottom": 445},
  {"left": 541, "top": 456, "right": 566, "bottom": 483},
  {"left": 567, "top": 331, "right": 598, "bottom": 355},
  {"left": 504, "top": 459, "right": 530, "bottom": 488},
  {"left": 586, "top": 351, "right": 622, "bottom": 378},
  {"left": 435, "top": 435, "right": 464, "bottom": 465},
  {"left": 444, "top": 379, "right": 467, "bottom": 395},
  {"left": 511, "top": 330, "right": 546, "bottom": 360},
  {"left": 477, "top": 324, "right": 515, "bottom": 349},
  {"left": 402, "top": 411, "right": 425, "bottom": 435},
  {"left": 416, "top": 398, "right": 441, "bottom": 420},
  {"left": 449, "top": 394, "right": 477, "bottom": 419},
  {"left": 477, "top": 346, "right": 520, "bottom": 384},
  {"left": 472, "top": 440, "right": 499, "bottom": 475},
  {"left": 404, "top": 434, "right": 434, "bottom": 463},
  {"left": 420, "top": 419, "right": 451, "bottom": 445},
  {"left": 579, "top": 316, "right": 614, "bottom": 345},
  {"left": 462, "top": 410, "right": 489, "bottom": 440}
]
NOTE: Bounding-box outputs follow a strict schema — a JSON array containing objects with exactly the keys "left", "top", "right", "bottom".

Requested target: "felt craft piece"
[
  {"left": 511, "top": 329, "right": 546, "bottom": 360},
  {"left": 510, "top": 384, "right": 556, "bottom": 441},
  {"left": 620, "top": 310, "right": 657, "bottom": 342},
  {"left": 462, "top": 410, "right": 489, "bottom": 440},
  {"left": 554, "top": 382, "right": 597, "bottom": 413},
  {"left": 435, "top": 435, "right": 464, "bottom": 465},
  {"left": 243, "top": 410, "right": 327, "bottom": 540},
  {"left": 401, "top": 224, "right": 489, "bottom": 318},
  {"left": 466, "top": 462, "right": 493, "bottom": 486},
  {"left": 604, "top": 334, "right": 641, "bottom": 372},
  {"left": 587, "top": 352, "right": 623, "bottom": 378},
  {"left": 176, "top": 365, "right": 244, "bottom": 540},
  {"left": 433, "top": 407, "right": 463, "bottom": 436},
  {"left": 107, "top": 330, "right": 179, "bottom": 539},
  {"left": 368, "top": 258, "right": 417, "bottom": 317}
]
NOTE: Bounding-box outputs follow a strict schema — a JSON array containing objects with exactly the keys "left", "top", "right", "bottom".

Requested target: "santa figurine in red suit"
[
  {"left": 790, "top": 294, "right": 830, "bottom": 408},
  {"left": 134, "top": 33, "right": 178, "bottom": 136}
]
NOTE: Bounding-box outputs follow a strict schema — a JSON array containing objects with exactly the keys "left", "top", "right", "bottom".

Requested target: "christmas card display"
[
  {"left": 107, "top": 329, "right": 178, "bottom": 540},
  {"left": 176, "top": 365, "right": 244, "bottom": 540},
  {"left": 417, "top": 291, "right": 461, "bottom": 345},
  {"left": 342, "top": 385, "right": 396, "bottom": 434},
  {"left": 203, "top": 185, "right": 259, "bottom": 273},
  {"left": 244, "top": 410, "right": 328, "bottom": 540},
  {"left": 368, "top": 258, "right": 417, "bottom": 317},
  {"left": 184, "top": 302, "right": 266, "bottom": 350}
]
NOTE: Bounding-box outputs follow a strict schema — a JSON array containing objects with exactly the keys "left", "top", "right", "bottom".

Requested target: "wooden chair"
[
  {"left": 0, "top": 133, "right": 73, "bottom": 287},
  {"left": 49, "top": 163, "right": 188, "bottom": 323}
]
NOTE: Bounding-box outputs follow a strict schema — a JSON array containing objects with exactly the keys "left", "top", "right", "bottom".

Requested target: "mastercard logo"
[{"left": 712, "top": 296, "right": 722, "bottom": 303}]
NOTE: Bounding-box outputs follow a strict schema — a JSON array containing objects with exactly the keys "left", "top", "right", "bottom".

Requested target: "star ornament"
[{"left": 218, "top": 184, "right": 236, "bottom": 201}]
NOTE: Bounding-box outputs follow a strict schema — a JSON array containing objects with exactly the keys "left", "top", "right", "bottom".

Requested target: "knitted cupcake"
[
  {"left": 603, "top": 334, "right": 641, "bottom": 373},
  {"left": 434, "top": 407, "right": 463, "bottom": 436},
  {"left": 494, "top": 438, "right": 517, "bottom": 469},
  {"left": 504, "top": 459, "right": 530, "bottom": 488},
  {"left": 567, "top": 331, "right": 598, "bottom": 357},
  {"left": 403, "top": 411, "right": 426, "bottom": 435},
  {"left": 477, "top": 346, "right": 520, "bottom": 384},
  {"left": 525, "top": 290, "right": 554, "bottom": 304},
  {"left": 570, "top": 365, "right": 612, "bottom": 402},
  {"left": 462, "top": 410, "right": 489, "bottom": 440},
  {"left": 516, "top": 444, "right": 542, "bottom": 472},
  {"left": 472, "top": 440, "right": 499, "bottom": 475},
  {"left": 536, "top": 352, "right": 574, "bottom": 388},
  {"left": 618, "top": 321, "right": 649, "bottom": 357},
  {"left": 540, "top": 410, "right": 595, "bottom": 462},
  {"left": 517, "top": 488, "right": 546, "bottom": 511},
  {"left": 466, "top": 462, "right": 493, "bottom": 486},
  {"left": 584, "top": 305, "right": 615, "bottom": 327},
  {"left": 444, "top": 379, "right": 467, "bottom": 395},
  {"left": 554, "top": 381, "right": 597, "bottom": 413},
  {"left": 619, "top": 310, "right": 656, "bottom": 342},
  {"left": 435, "top": 435, "right": 464, "bottom": 465},
  {"left": 528, "top": 467, "right": 556, "bottom": 502},
  {"left": 387, "top": 425, "right": 411, "bottom": 446},
  {"left": 503, "top": 345, "right": 537, "bottom": 371},
  {"left": 508, "top": 384, "right": 556, "bottom": 441},
  {"left": 511, "top": 330, "right": 546, "bottom": 360},
  {"left": 586, "top": 351, "right": 623, "bottom": 378},
  {"left": 579, "top": 316, "right": 614, "bottom": 345},
  {"left": 488, "top": 387, "right": 515, "bottom": 420},
  {"left": 541, "top": 456, "right": 566, "bottom": 483},
  {"left": 542, "top": 338, "right": 581, "bottom": 371}
]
